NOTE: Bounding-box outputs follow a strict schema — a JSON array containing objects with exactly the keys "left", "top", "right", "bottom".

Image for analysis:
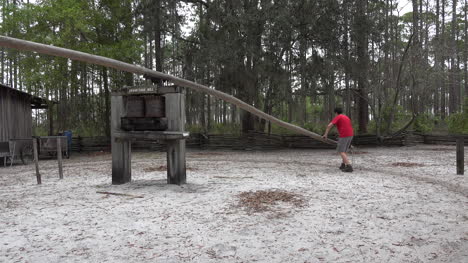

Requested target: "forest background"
[{"left": 1, "top": 0, "right": 467, "bottom": 137}]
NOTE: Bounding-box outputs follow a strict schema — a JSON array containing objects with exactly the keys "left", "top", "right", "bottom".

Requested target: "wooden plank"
[
  {"left": 112, "top": 86, "right": 182, "bottom": 96},
  {"left": 111, "top": 95, "right": 132, "bottom": 184},
  {"left": 126, "top": 96, "right": 145, "bottom": 117},
  {"left": 96, "top": 191, "right": 144, "bottom": 198},
  {"left": 144, "top": 95, "right": 165, "bottom": 117},
  {"left": 457, "top": 137, "right": 464, "bottom": 175},
  {"left": 33, "top": 138, "right": 41, "bottom": 184},
  {"left": 124, "top": 85, "right": 159, "bottom": 94},
  {"left": 125, "top": 85, "right": 181, "bottom": 95},
  {"left": 57, "top": 138, "right": 63, "bottom": 179}
]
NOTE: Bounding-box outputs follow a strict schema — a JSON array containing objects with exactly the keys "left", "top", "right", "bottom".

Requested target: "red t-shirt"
[{"left": 331, "top": 114, "right": 354, "bottom": 137}]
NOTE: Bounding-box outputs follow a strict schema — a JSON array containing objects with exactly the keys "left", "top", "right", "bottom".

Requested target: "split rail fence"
[{"left": 70, "top": 132, "right": 468, "bottom": 153}]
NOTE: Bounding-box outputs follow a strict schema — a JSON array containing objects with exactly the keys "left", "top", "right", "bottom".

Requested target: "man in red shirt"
[{"left": 322, "top": 107, "right": 354, "bottom": 172}]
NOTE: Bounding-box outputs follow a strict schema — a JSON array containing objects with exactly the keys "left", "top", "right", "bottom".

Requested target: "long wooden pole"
[{"left": 0, "top": 35, "right": 336, "bottom": 145}]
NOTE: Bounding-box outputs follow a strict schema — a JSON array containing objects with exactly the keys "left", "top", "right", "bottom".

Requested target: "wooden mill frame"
[{"left": 111, "top": 84, "right": 189, "bottom": 185}]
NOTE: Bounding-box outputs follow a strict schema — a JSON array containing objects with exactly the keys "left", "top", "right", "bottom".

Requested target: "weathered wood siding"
[{"left": 0, "top": 85, "right": 33, "bottom": 141}]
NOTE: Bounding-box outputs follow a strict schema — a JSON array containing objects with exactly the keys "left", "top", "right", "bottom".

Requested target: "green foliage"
[
  {"left": 210, "top": 123, "right": 242, "bottom": 135},
  {"left": 306, "top": 101, "right": 323, "bottom": 119},
  {"left": 33, "top": 126, "right": 49, "bottom": 137},
  {"left": 74, "top": 123, "right": 104, "bottom": 137},
  {"left": 270, "top": 121, "right": 327, "bottom": 135},
  {"left": 186, "top": 124, "right": 205, "bottom": 134},
  {"left": 414, "top": 114, "right": 436, "bottom": 133},
  {"left": 302, "top": 122, "right": 327, "bottom": 135},
  {"left": 367, "top": 120, "right": 378, "bottom": 134},
  {"left": 400, "top": 12, "right": 414, "bottom": 23},
  {"left": 270, "top": 124, "right": 297, "bottom": 135},
  {"left": 447, "top": 113, "right": 468, "bottom": 134},
  {"left": 446, "top": 98, "right": 468, "bottom": 134},
  {"left": 368, "top": 105, "right": 412, "bottom": 134},
  {"left": 186, "top": 123, "right": 242, "bottom": 135}
]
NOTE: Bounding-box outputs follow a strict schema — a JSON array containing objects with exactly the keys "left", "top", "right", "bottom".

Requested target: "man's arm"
[{"left": 322, "top": 123, "right": 334, "bottom": 139}]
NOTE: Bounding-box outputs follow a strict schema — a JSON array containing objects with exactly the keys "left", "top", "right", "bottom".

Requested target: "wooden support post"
[
  {"left": 166, "top": 140, "right": 186, "bottom": 184},
  {"left": 111, "top": 95, "right": 132, "bottom": 184},
  {"left": 165, "top": 90, "right": 186, "bottom": 185},
  {"left": 33, "top": 138, "right": 41, "bottom": 184},
  {"left": 456, "top": 137, "right": 464, "bottom": 175},
  {"left": 57, "top": 137, "right": 63, "bottom": 179},
  {"left": 48, "top": 103, "right": 54, "bottom": 136}
]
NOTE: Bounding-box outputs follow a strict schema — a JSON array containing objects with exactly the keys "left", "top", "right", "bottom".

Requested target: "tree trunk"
[
  {"left": 355, "top": 0, "right": 369, "bottom": 133},
  {"left": 343, "top": 0, "right": 351, "bottom": 117},
  {"left": 449, "top": 0, "right": 458, "bottom": 114},
  {"left": 154, "top": 0, "right": 163, "bottom": 85},
  {"left": 465, "top": 0, "right": 468, "bottom": 109},
  {"left": 441, "top": 0, "right": 447, "bottom": 119},
  {"left": 412, "top": 0, "right": 421, "bottom": 114},
  {"left": 434, "top": 0, "right": 441, "bottom": 116}
]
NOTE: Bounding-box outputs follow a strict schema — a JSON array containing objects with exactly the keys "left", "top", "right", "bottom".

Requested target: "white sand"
[{"left": 1, "top": 145, "right": 467, "bottom": 262}]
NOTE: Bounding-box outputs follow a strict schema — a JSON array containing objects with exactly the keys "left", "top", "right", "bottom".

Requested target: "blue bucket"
[{"left": 63, "top": 130, "right": 72, "bottom": 155}]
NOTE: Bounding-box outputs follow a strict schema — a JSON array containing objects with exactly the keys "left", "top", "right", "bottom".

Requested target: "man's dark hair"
[{"left": 334, "top": 107, "right": 343, "bottom": 114}]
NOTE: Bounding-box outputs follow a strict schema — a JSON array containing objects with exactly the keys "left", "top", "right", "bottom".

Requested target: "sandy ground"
[{"left": 0, "top": 145, "right": 467, "bottom": 263}]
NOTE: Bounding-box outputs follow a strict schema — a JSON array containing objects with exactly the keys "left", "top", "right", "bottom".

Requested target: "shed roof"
[{"left": 0, "top": 84, "right": 51, "bottom": 109}]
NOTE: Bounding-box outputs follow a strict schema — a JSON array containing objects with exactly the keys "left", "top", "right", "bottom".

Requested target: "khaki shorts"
[{"left": 337, "top": 136, "right": 353, "bottom": 153}]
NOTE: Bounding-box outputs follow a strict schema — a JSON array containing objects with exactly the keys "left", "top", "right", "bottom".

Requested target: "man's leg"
[
  {"left": 337, "top": 138, "right": 347, "bottom": 169},
  {"left": 339, "top": 152, "right": 350, "bottom": 165},
  {"left": 340, "top": 152, "right": 353, "bottom": 172}
]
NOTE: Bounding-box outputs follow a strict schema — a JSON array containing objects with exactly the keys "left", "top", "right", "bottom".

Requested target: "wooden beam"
[
  {"left": 111, "top": 95, "right": 132, "bottom": 184},
  {"left": 166, "top": 92, "right": 186, "bottom": 185},
  {"left": 96, "top": 191, "right": 144, "bottom": 198},
  {"left": 33, "top": 138, "right": 41, "bottom": 185},
  {"left": 48, "top": 104, "right": 54, "bottom": 136},
  {"left": 0, "top": 36, "right": 336, "bottom": 145},
  {"left": 457, "top": 137, "right": 464, "bottom": 175},
  {"left": 57, "top": 137, "right": 63, "bottom": 179}
]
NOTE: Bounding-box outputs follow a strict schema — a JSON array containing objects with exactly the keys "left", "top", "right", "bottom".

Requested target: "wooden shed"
[{"left": 0, "top": 84, "right": 48, "bottom": 141}]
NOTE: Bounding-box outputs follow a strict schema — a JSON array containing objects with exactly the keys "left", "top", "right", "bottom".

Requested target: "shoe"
[
  {"left": 339, "top": 163, "right": 346, "bottom": 170},
  {"left": 342, "top": 165, "right": 353, "bottom": 172}
]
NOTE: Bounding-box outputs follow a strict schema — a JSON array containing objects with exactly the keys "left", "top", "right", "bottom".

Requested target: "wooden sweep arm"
[{"left": 0, "top": 35, "right": 336, "bottom": 145}]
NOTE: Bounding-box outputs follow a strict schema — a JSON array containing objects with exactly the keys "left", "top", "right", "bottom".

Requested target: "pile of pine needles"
[{"left": 236, "top": 190, "right": 305, "bottom": 213}]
